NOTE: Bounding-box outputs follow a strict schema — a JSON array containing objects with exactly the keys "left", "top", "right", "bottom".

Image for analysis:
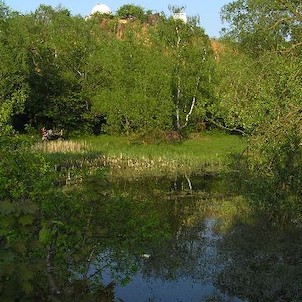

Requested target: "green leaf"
[
  {"left": 18, "top": 214, "right": 34, "bottom": 226},
  {"left": 0, "top": 200, "right": 15, "bottom": 215},
  {"left": 39, "top": 227, "right": 51, "bottom": 245}
]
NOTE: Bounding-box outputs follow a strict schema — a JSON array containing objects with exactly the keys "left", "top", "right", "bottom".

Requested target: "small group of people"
[{"left": 41, "top": 127, "right": 63, "bottom": 142}]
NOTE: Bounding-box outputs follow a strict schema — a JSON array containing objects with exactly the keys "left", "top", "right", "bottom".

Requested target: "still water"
[
  {"left": 83, "top": 174, "right": 302, "bottom": 302},
  {"left": 1, "top": 173, "right": 302, "bottom": 301},
  {"left": 95, "top": 216, "right": 243, "bottom": 302}
]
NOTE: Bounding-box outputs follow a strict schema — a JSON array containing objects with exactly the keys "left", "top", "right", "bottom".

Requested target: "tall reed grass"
[
  {"left": 32, "top": 140, "right": 90, "bottom": 154},
  {"left": 99, "top": 153, "right": 221, "bottom": 177}
]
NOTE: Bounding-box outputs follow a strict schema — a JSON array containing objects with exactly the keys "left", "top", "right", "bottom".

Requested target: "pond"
[{"left": 1, "top": 173, "right": 302, "bottom": 301}]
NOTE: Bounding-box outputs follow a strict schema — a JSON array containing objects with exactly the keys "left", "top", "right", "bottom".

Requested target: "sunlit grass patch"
[
  {"left": 31, "top": 132, "right": 247, "bottom": 178},
  {"left": 76, "top": 132, "right": 246, "bottom": 163},
  {"left": 69, "top": 132, "right": 246, "bottom": 177},
  {"left": 32, "top": 140, "right": 91, "bottom": 154},
  {"left": 99, "top": 154, "right": 211, "bottom": 177}
]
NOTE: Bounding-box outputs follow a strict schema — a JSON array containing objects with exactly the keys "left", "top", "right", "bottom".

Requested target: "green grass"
[
  {"left": 77, "top": 132, "right": 245, "bottom": 159},
  {"left": 30, "top": 132, "right": 247, "bottom": 178},
  {"left": 72, "top": 132, "right": 247, "bottom": 175}
]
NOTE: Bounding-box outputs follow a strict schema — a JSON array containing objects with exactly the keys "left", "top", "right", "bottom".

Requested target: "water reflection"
[
  {"left": 94, "top": 216, "right": 242, "bottom": 302},
  {"left": 1, "top": 173, "right": 302, "bottom": 301},
  {"left": 215, "top": 215, "right": 302, "bottom": 302}
]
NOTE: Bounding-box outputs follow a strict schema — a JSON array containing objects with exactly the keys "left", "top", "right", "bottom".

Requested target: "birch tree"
[{"left": 157, "top": 10, "right": 215, "bottom": 132}]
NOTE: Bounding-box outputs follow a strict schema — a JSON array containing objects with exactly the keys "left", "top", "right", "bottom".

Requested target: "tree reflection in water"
[
  {"left": 215, "top": 214, "right": 302, "bottom": 302},
  {"left": 1, "top": 173, "right": 302, "bottom": 301}
]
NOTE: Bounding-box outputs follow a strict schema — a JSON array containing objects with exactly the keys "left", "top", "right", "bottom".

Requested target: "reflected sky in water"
[
  {"left": 1, "top": 173, "right": 302, "bottom": 301},
  {"left": 110, "top": 274, "right": 241, "bottom": 302}
]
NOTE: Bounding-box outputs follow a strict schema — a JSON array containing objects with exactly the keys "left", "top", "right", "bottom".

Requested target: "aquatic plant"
[{"left": 32, "top": 140, "right": 90, "bottom": 154}]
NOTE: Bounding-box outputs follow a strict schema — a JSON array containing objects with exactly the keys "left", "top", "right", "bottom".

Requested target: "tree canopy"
[
  {"left": 219, "top": 0, "right": 302, "bottom": 207},
  {"left": 0, "top": 3, "right": 214, "bottom": 136},
  {"left": 221, "top": 0, "right": 302, "bottom": 54}
]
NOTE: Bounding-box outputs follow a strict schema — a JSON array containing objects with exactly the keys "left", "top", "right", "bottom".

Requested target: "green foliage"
[
  {"left": 0, "top": 136, "right": 49, "bottom": 252},
  {"left": 89, "top": 36, "right": 174, "bottom": 134},
  {"left": 0, "top": 134, "right": 52, "bottom": 298},
  {"left": 156, "top": 17, "right": 215, "bottom": 130},
  {"left": 116, "top": 4, "right": 147, "bottom": 22},
  {"left": 221, "top": 0, "right": 302, "bottom": 55},
  {"left": 218, "top": 1, "right": 302, "bottom": 128},
  {"left": 215, "top": 45, "right": 302, "bottom": 132},
  {"left": 26, "top": 6, "right": 92, "bottom": 130},
  {"left": 219, "top": 0, "right": 302, "bottom": 209},
  {"left": 0, "top": 1, "right": 10, "bottom": 19},
  {"left": 0, "top": 2, "right": 216, "bottom": 136},
  {"left": 0, "top": 136, "right": 49, "bottom": 203},
  {"left": 0, "top": 11, "right": 29, "bottom": 131},
  {"left": 219, "top": 0, "right": 302, "bottom": 130},
  {"left": 226, "top": 106, "right": 302, "bottom": 223}
]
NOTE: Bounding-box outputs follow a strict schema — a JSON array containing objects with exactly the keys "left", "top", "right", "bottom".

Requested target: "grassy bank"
[
  {"left": 32, "top": 132, "right": 247, "bottom": 178},
  {"left": 82, "top": 132, "right": 246, "bottom": 176},
  {"left": 78, "top": 132, "right": 246, "bottom": 160}
]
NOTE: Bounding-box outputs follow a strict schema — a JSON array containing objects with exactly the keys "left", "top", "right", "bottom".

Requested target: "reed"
[
  {"left": 98, "top": 153, "right": 222, "bottom": 177},
  {"left": 32, "top": 140, "right": 90, "bottom": 154}
]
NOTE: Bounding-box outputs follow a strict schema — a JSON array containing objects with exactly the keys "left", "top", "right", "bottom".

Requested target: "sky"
[{"left": 4, "top": 0, "right": 231, "bottom": 38}]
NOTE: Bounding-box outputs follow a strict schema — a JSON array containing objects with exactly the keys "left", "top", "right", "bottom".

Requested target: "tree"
[
  {"left": 22, "top": 5, "right": 94, "bottom": 131},
  {"left": 156, "top": 13, "right": 215, "bottom": 132},
  {"left": 222, "top": 0, "right": 302, "bottom": 53},
  {"left": 0, "top": 4, "right": 101, "bottom": 133},
  {"left": 87, "top": 30, "right": 173, "bottom": 135},
  {"left": 221, "top": 0, "right": 302, "bottom": 55},
  {"left": 219, "top": 0, "right": 302, "bottom": 206},
  {"left": 217, "top": 0, "right": 302, "bottom": 133},
  {"left": 0, "top": 5, "right": 30, "bottom": 132},
  {"left": 86, "top": 7, "right": 215, "bottom": 135},
  {"left": 219, "top": 0, "right": 302, "bottom": 130},
  {"left": 116, "top": 4, "right": 147, "bottom": 22}
]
